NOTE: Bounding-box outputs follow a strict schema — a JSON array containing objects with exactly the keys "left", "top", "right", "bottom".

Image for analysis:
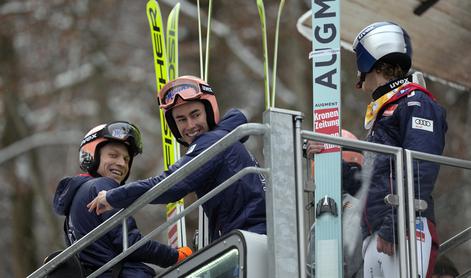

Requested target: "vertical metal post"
[
  {"left": 263, "top": 108, "right": 302, "bottom": 278},
  {"left": 197, "top": 208, "right": 209, "bottom": 250},
  {"left": 394, "top": 150, "right": 410, "bottom": 277},
  {"left": 122, "top": 218, "right": 128, "bottom": 250},
  {"left": 405, "top": 150, "right": 419, "bottom": 277},
  {"left": 294, "top": 115, "right": 307, "bottom": 278}
]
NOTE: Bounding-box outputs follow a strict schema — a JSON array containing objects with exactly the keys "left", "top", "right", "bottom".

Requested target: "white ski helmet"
[
  {"left": 353, "top": 22, "right": 412, "bottom": 85},
  {"left": 158, "top": 75, "right": 220, "bottom": 146},
  {"left": 79, "top": 121, "right": 142, "bottom": 183}
]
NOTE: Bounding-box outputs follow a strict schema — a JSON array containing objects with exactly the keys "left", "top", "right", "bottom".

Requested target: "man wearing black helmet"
[
  {"left": 353, "top": 22, "right": 447, "bottom": 278},
  {"left": 88, "top": 76, "right": 267, "bottom": 242},
  {"left": 52, "top": 121, "right": 191, "bottom": 277}
]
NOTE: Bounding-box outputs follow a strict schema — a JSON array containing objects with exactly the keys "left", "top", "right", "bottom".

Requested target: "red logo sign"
[{"left": 314, "top": 107, "right": 340, "bottom": 153}]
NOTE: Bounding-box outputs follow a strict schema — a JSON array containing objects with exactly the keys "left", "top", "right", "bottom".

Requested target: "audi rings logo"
[
  {"left": 412, "top": 117, "right": 434, "bottom": 132},
  {"left": 415, "top": 118, "right": 431, "bottom": 127}
]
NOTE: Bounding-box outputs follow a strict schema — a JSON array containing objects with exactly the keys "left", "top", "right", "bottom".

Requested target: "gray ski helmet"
[{"left": 353, "top": 22, "right": 412, "bottom": 74}]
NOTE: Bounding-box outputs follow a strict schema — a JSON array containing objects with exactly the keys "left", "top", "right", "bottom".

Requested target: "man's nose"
[
  {"left": 186, "top": 117, "right": 196, "bottom": 128},
  {"left": 115, "top": 156, "right": 127, "bottom": 166}
]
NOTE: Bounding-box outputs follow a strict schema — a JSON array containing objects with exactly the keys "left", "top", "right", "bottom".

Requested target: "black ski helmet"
[{"left": 79, "top": 121, "right": 142, "bottom": 183}]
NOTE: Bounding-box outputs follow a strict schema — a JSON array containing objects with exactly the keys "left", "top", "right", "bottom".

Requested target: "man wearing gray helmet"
[{"left": 352, "top": 22, "right": 447, "bottom": 278}]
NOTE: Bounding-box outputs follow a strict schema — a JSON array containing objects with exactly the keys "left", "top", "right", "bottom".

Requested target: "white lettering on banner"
[
  {"left": 315, "top": 110, "right": 339, "bottom": 121},
  {"left": 314, "top": 107, "right": 340, "bottom": 153},
  {"left": 315, "top": 119, "right": 339, "bottom": 129},
  {"left": 412, "top": 117, "right": 434, "bottom": 132}
]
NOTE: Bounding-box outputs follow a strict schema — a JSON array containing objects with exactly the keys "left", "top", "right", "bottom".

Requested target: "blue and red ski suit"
[{"left": 362, "top": 76, "right": 447, "bottom": 245}]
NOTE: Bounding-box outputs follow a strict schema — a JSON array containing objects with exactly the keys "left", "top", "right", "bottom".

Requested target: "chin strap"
[{"left": 356, "top": 72, "right": 366, "bottom": 89}]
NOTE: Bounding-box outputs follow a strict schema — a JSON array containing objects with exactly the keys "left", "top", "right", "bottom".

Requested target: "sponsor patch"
[
  {"left": 415, "top": 219, "right": 425, "bottom": 241},
  {"left": 416, "top": 230, "right": 426, "bottom": 242},
  {"left": 383, "top": 104, "right": 398, "bottom": 116},
  {"left": 186, "top": 144, "right": 196, "bottom": 154},
  {"left": 407, "top": 91, "right": 416, "bottom": 98},
  {"left": 412, "top": 117, "right": 433, "bottom": 132},
  {"left": 407, "top": 101, "right": 421, "bottom": 107}
]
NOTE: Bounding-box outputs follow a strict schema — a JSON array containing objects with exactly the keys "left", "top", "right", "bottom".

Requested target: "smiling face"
[
  {"left": 96, "top": 142, "right": 130, "bottom": 184},
  {"left": 171, "top": 101, "right": 209, "bottom": 145}
]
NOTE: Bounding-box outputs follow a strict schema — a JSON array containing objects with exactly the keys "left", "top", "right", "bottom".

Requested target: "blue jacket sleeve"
[
  {"left": 88, "top": 177, "right": 179, "bottom": 268},
  {"left": 107, "top": 217, "right": 178, "bottom": 267},
  {"left": 378, "top": 91, "right": 447, "bottom": 243},
  {"left": 107, "top": 133, "right": 223, "bottom": 209}
]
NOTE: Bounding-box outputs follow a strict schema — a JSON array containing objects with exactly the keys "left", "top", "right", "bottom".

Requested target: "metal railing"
[
  {"left": 301, "top": 131, "right": 471, "bottom": 278},
  {"left": 28, "top": 123, "right": 269, "bottom": 278},
  {"left": 28, "top": 108, "right": 471, "bottom": 278},
  {"left": 440, "top": 226, "right": 471, "bottom": 278},
  {"left": 301, "top": 130, "right": 409, "bottom": 277},
  {"left": 404, "top": 150, "right": 471, "bottom": 277}
]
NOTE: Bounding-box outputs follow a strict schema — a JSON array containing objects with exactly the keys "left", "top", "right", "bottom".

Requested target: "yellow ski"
[{"left": 146, "top": 0, "right": 186, "bottom": 248}]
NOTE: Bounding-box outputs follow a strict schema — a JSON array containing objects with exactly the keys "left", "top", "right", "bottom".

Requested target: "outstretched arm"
[{"left": 87, "top": 190, "right": 113, "bottom": 215}]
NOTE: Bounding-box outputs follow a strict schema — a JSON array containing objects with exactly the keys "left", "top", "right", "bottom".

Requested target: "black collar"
[{"left": 371, "top": 75, "right": 413, "bottom": 101}]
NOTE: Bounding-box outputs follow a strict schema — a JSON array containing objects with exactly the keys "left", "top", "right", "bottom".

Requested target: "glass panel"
[{"left": 185, "top": 248, "right": 240, "bottom": 278}]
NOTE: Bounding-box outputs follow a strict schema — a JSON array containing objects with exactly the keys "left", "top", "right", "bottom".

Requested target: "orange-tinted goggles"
[{"left": 159, "top": 81, "right": 214, "bottom": 109}]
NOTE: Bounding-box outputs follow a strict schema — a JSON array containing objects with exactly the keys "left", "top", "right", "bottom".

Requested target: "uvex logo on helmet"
[{"left": 81, "top": 133, "right": 98, "bottom": 146}]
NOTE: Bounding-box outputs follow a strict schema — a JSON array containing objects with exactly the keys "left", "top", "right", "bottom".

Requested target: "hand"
[
  {"left": 305, "top": 140, "right": 324, "bottom": 159},
  {"left": 177, "top": 246, "right": 192, "bottom": 263},
  {"left": 87, "top": 190, "right": 113, "bottom": 215},
  {"left": 376, "top": 235, "right": 395, "bottom": 256}
]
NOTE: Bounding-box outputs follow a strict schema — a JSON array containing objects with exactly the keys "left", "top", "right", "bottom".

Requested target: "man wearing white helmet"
[
  {"left": 353, "top": 22, "right": 447, "bottom": 278},
  {"left": 52, "top": 121, "right": 191, "bottom": 277},
  {"left": 88, "top": 76, "right": 267, "bottom": 242}
]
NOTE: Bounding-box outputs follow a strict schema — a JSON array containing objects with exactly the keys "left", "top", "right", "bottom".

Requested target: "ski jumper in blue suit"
[
  {"left": 362, "top": 76, "right": 447, "bottom": 244},
  {"left": 54, "top": 175, "right": 179, "bottom": 277},
  {"left": 106, "top": 109, "right": 267, "bottom": 242}
]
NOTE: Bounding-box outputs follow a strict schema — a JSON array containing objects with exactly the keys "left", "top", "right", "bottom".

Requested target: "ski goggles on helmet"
[
  {"left": 80, "top": 121, "right": 143, "bottom": 155},
  {"left": 159, "top": 79, "right": 214, "bottom": 110}
]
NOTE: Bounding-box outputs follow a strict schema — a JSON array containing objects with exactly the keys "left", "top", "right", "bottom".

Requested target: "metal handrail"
[
  {"left": 457, "top": 267, "right": 471, "bottom": 278},
  {"left": 28, "top": 123, "right": 269, "bottom": 278},
  {"left": 405, "top": 150, "right": 471, "bottom": 170},
  {"left": 301, "top": 130, "right": 409, "bottom": 277},
  {"left": 91, "top": 167, "right": 269, "bottom": 277},
  {"left": 28, "top": 119, "right": 471, "bottom": 278},
  {"left": 301, "top": 132, "right": 471, "bottom": 278},
  {"left": 439, "top": 226, "right": 471, "bottom": 254},
  {"left": 405, "top": 150, "right": 471, "bottom": 276}
]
